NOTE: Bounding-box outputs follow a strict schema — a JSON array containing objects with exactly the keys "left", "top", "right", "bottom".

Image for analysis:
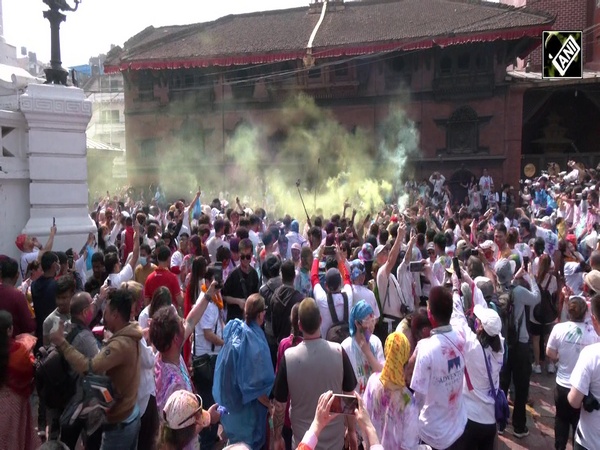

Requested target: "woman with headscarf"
[
  {"left": 341, "top": 300, "right": 385, "bottom": 395},
  {"left": 362, "top": 331, "right": 419, "bottom": 450},
  {"left": 213, "top": 294, "right": 275, "bottom": 449}
]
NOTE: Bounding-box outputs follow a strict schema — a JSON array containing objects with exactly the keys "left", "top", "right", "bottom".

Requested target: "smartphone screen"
[
  {"left": 330, "top": 394, "right": 358, "bottom": 415},
  {"left": 409, "top": 261, "right": 424, "bottom": 272},
  {"left": 213, "top": 262, "right": 223, "bottom": 287}
]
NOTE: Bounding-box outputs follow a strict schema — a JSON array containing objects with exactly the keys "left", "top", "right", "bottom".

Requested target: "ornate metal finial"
[{"left": 42, "top": 0, "right": 82, "bottom": 85}]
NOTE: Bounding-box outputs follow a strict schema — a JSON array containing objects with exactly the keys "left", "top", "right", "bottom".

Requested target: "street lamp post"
[{"left": 42, "top": 0, "right": 81, "bottom": 85}]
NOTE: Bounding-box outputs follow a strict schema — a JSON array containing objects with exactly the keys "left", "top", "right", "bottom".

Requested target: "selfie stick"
[
  {"left": 296, "top": 179, "right": 311, "bottom": 224},
  {"left": 314, "top": 157, "right": 320, "bottom": 211}
]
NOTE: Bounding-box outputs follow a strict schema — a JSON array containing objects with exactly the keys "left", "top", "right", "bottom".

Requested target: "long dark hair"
[
  {"left": 477, "top": 328, "right": 502, "bottom": 353},
  {"left": 158, "top": 423, "right": 196, "bottom": 450},
  {"left": 290, "top": 303, "right": 301, "bottom": 345},
  {"left": 0, "top": 311, "right": 13, "bottom": 388},
  {"left": 188, "top": 256, "right": 208, "bottom": 302}
]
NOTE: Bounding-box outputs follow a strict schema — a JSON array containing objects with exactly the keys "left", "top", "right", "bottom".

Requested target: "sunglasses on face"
[
  {"left": 176, "top": 394, "right": 203, "bottom": 427},
  {"left": 240, "top": 254, "right": 252, "bottom": 261}
]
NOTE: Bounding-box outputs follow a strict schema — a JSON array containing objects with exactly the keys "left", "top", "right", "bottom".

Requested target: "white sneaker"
[
  {"left": 547, "top": 362, "right": 556, "bottom": 374},
  {"left": 532, "top": 364, "right": 542, "bottom": 374}
]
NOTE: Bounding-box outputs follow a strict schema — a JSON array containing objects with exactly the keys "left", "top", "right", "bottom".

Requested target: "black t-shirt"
[
  {"left": 31, "top": 275, "right": 57, "bottom": 342},
  {"left": 273, "top": 345, "right": 357, "bottom": 403},
  {"left": 222, "top": 266, "right": 259, "bottom": 322}
]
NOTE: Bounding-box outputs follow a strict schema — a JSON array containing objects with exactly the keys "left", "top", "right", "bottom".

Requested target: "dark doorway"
[{"left": 449, "top": 169, "right": 476, "bottom": 206}]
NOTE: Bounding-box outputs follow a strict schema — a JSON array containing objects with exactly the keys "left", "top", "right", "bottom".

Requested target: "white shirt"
[
  {"left": 106, "top": 264, "right": 134, "bottom": 288},
  {"left": 570, "top": 342, "right": 600, "bottom": 449},
  {"left": 170, "top": 250, "right": 184, "bottom": 270},
  {"left": 341, "top": 335, "right": 385, "bottom": 395},
  {"left": 248, "top": 229, "right": 261, "bottom": 249},
  {"left": 193, "top": 302, "right": 224, "bottom": 356},
  {"left": 479, "top": 175, "right": 493, "bottom": 196},
  {"left": 410, "top": 329, "right": 468, "bottom": 449},
  {"left": 136, "top": 338, "right": 157, "bottom": 415},
  {"left": 450, "top": 293, "right": 504, "bottom": 425},
  {"left": 547, "top": 321, "right": 600, "bottom": 388},
  {"left": 351, "top": 285, "right": 380, "bottom": 320},
  {"left": 564, "top": 261, "right": 584, "bottom": 296},
  {"left": 20, "top": 250, "right": 39, "bottom": 279},
  {"left": 313, "top": 283, "right": 354, "bottom": 338},
  {"left": 139, "top": 305, "right": 150, "bottom": 330},
  {"left": 205, "top": 236, "right": 229, "bottom": 263},
  {"left": 376, "top": 262, "right": 405, "bottom": 319}
]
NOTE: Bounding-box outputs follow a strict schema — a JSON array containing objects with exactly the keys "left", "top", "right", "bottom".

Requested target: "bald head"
[{"left": 70, "top": 291, "right": 92, "bottom": 318}]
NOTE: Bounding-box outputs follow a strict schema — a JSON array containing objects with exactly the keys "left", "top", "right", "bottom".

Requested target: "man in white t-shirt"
[
  {"left": 479, "top": 169, "right": 493, "bottom": 210},
  {"left": 429, "top": 172, "right": 446, "bottom": 196},
  {"left": 568, "top": 294, "right": 600, "bottom": 450},
  {"left": 205, "top": 218, "right": 229, "bottom": 263},
  {"left": 547, "top": 296, "right": 600, "bottom": 450},
  {"left": 375, "top": 222, "right": 407, "bottom": 326},
  {"left": 410, "top": 285, "right": 467, "bottom": 449}
]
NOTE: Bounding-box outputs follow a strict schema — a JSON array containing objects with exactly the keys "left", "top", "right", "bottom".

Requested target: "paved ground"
[{"left": 499, "top": 368, "right": 573, "bottom": 450}]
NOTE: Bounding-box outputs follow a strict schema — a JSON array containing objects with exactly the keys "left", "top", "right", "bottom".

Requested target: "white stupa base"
[{"left": 20, "top": 83, "right": 95, "bottom": 254}]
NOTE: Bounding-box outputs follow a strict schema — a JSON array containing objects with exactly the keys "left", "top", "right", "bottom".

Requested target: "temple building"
[{"left": 105, "top": 0, "right": 558, "bottom": 197}]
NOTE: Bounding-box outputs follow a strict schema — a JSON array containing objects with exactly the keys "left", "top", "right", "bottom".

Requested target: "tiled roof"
[{"left": 105, "top": 0, "right": 554, "bottom": 71}]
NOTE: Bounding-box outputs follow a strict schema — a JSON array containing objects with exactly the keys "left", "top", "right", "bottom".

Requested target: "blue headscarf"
[{"left": 349, "top": 300, "right": 374, "bottom": 337}]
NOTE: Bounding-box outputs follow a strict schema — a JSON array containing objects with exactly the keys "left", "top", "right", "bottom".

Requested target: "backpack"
[
  {"left": 325, "top": 292, "right": 350, "bottom": 344},
  {"left": 533, "top": 276, "right": 558, "bottom": 324},
  {"left": 491, "top": 285, "right": 522, "bottom": 352},
  {"left": 35, "top": 324, "right": 84, "bottom": 410}
]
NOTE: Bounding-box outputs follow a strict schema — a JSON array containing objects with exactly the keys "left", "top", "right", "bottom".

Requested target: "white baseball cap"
[{"left": 473, "top": 304, "right": 502, "bottom": 337}]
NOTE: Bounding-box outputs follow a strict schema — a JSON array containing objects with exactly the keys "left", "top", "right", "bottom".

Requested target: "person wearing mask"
[
  {"left": 341, "top": 301, "right": 384, "bottom": 395},
  {"left": 0, "top": 311, "right": 40, "bottom": 450},
  {"left": 363, "top": 331, "right": 419, "bottom": 449},
  {"left": 547, "top": 296, "right": 600, "bottom": 450},
  {"left": 496, "top": 258, "right": 541, "bottom": 438},
  {"left": 410, "top": 286, "right": 467, "bottom": 449},
  {"left": 568, "top": 294, "right": 600, "bottom": 450},
  {"left": 213, "top": 294, "right": 274, "bottom": 449},
  {"left": 49, "top": 289, "right": 143, "bottom": 449},
  {"left": 134, "top": 244, "right": 156, "bottom": 286}
]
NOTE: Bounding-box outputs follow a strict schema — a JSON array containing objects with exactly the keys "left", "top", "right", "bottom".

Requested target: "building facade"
[{"left": 106, "top": 0, "right": 554, "bottom": 198}]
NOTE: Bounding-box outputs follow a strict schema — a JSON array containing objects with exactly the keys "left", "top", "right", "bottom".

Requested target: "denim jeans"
[{"left": 101, "top": 408, "right": 141, "bottom": 450}]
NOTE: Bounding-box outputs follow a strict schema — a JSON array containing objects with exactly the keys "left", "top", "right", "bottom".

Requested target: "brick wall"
[{"left": 527, "top": 0, "right": 591, "bottom": 71}]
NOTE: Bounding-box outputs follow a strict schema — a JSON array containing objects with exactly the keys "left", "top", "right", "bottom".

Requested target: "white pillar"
[{"left": 20, "top": 84, "right": 96, "bottom": 253}]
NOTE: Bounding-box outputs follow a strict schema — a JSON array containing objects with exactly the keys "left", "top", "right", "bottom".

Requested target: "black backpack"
[
  {"left": 325, "top": 292, "right": 350, "bottom": 344},
  {"left": 533, "top": 276, "right": 558, "bottom": 324},
  {"left": 35, "top": 324, "right": 84, "bottom": 410}
]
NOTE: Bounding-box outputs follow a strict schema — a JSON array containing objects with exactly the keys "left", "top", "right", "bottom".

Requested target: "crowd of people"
[{"left": 1, "top": 159, "right": 600, "bottom": 450}]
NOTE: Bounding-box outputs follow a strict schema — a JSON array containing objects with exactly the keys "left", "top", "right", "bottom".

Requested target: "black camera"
[{"left": 583, "top": 393, "right": 600, "bottom": 413}]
